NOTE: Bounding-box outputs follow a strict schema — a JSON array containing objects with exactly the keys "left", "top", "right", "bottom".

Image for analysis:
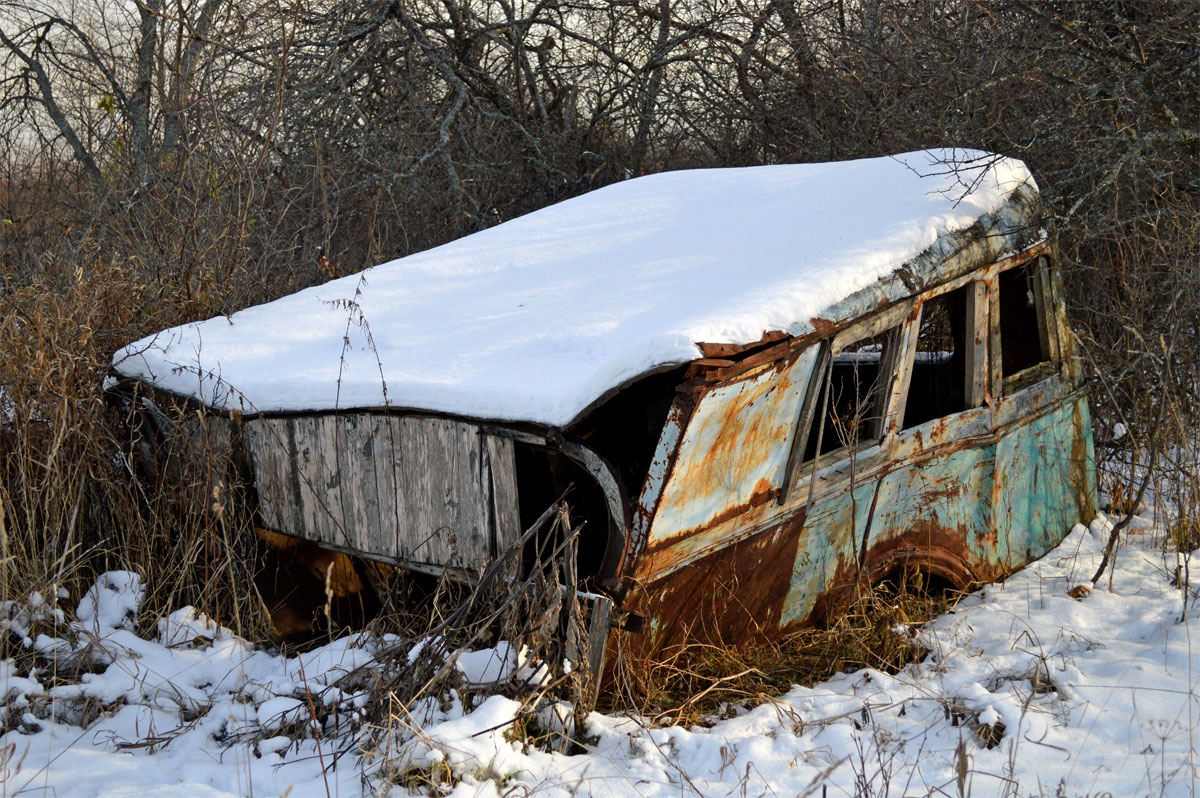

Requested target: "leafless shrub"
[
  {"left": 298, "top": 501, "right": 613, "bottom": 776},
  {"left": 0, "top": 258, "right": 274, "bottom": 639}
]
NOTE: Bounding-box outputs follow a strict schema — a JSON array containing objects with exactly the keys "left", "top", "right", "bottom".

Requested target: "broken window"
[
  {"left": 801, "top": 327, "right": 898, "bottom": 462},
  {"left": 903, "top": 286, "right": 969, "bottom": 429},
  {"left": 998, "top": 259, "right": 1053, "bottom": 378}
]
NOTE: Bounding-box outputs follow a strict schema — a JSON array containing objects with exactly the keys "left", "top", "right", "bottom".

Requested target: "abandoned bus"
[{"left": 109, "top": 149, "right": 1098, "bottom": 679}]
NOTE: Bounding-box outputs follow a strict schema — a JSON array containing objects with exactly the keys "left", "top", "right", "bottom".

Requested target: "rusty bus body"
[
  {"left": 110, "top": 169, "right": 1097, "bottom": 678},
  {"left": 618, "top": 239, "right": 1096, "bottom": 658}
]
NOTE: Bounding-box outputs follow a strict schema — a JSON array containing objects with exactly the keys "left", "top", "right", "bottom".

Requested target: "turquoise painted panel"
[
  {"left": 868, "top": 439, "right": 996, "bottom": 562},
  {"left": 995, "top": 398, "right": 1095, "bottom": 568},
  {"left": 781, "top": 477, "right": 878, "bottom": 625},
  {"left": 778, "top": 394, "right": 1095, "bottom": 628}
]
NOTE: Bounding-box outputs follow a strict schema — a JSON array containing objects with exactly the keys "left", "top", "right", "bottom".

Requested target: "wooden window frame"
[
  {"left": 781, "top": 301, "right": 911, "bottom": 499},
  {"left": 890, "top": 280, "right": 990, "bottom": 433},
  {"left": 993, "top": 255, "right": 1061, "bottom": 397}
]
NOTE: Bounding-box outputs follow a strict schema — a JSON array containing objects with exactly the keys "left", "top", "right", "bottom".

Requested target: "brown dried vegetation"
[
  {"left": 1, "top": 0, "right": 1196, "bottom": 697},
  {"left": 611, "top": 567, "right": 962, "bottom": 725}
]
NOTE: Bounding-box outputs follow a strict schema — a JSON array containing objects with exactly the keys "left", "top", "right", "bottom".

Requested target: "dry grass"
[
  {"left": 611, "top": 572, "right": 963, "bottom": 726},
  {"left": 330, "top": 507, "right": 609, "bottom": 760},
  {"left": 0, "top": 255, "right": 278, "bottom": 651}
]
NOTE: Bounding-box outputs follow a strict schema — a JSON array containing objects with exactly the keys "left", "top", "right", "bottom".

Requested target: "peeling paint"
[
  {"left": 613, "top": 241, "right": 1097, "bottom": 665},
  {"left": 648, "top": 346, "right": 819, "bottom": 546}
]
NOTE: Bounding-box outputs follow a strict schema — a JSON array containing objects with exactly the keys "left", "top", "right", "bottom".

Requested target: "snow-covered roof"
[{"left": 112, "top": 149, "right": 1038, "bottom": 427}]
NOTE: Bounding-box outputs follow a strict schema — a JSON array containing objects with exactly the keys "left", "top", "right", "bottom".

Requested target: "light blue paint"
[
  {"left": 995, "top": 398, "right": 1097, "bottom": 569},
  {"left": 779, "top": 393, "right": 1096, "bottom": 627},
  {"left": 781, "top": 478, "right": 877, "bottom": 625}
]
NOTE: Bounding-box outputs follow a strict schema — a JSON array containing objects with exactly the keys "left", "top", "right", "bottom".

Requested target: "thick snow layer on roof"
[{"left": 112, "top": 149, "right": 1036, "bottom": 426}]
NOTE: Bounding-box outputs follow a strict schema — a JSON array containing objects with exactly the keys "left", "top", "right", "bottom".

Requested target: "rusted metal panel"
[
  {"left": 780, "top": 477, "right": 879, "bottom": 626},
  {"left": 646, "top": 346, "right": 820, "bottom": 549},
  {"left": 618, "top": 310, "right": 1097, "bottom": 663},
  {"left": 695, "top": 330, "right": 789, "bottom": 359},
  {"left": 621, "top": 390, "right": 1096, "bottom": 660},
  {"left": 860, "top": 418, "right": 997, "bottom": 579},
  {"left": 626, "top": 514, "right": 805, "bottom": 654}
]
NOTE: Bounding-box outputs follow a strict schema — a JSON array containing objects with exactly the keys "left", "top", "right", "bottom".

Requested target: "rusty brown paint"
[
  {"left": 915, "top": 481, "right": 968, "bottom": 506},
  {"left": 618, "top": 375, "right": 1094, "bottom": 663},
  {"left": 806, "top": 519, "right": 980, "bottom": 626},
  {"left": 622, "top": 510, "right": 805, "bottom": 659},
  {"left": 689, "top": 358, "right": 737, "bottom": 368},
  {"left": 642, "top": 347, "right": 819, "bottom": 552},
  {"left": 810, "top": 317, "right": 836, "bottom": 335},
  {"left": 696, "top": 330, "right": 789, "bottom": 359}
]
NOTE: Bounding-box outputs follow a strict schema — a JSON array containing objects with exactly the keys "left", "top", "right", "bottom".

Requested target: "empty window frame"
[
  {"left": 997, "top": 257, "right": 1057, "bottom": 382},
  {"left": 800, "top": 326, "right": 900, "bottom": 463},
  {"left": 902, "top": 284, "right": 978, "bottom": 430}
]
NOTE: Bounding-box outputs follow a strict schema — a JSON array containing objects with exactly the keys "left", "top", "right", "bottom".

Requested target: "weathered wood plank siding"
[{"left": 242, "top": 413, "right": 520, "bottom": 570}]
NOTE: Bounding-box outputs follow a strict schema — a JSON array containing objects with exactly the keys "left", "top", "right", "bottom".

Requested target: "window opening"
[
  {"left": 998, "top": 260, "right": 1052, "bottom": 377},
  {"left": 903, "top": 286, "right": 969, "bottom": 429},
  {"left": 802, "top": 328, "right": 896, "bottom": 462}
]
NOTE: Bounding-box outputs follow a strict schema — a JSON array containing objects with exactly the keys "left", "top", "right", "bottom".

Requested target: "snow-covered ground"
[{"left": 3, "top": 514, "right": 1197, "bottom": 797}]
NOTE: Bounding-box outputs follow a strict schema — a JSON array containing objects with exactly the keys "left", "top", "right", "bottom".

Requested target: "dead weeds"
[{"left": 611, "top": 570, "right": 964, "bottom": 726}]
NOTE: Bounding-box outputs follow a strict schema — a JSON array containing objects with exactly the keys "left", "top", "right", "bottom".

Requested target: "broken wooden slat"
[
  {"left": 486, "top": 435, "right": 521, "bottom": 558},
  {"left": 965, "top": 279, "right": 989, "bottom": 408},
  {"left": 688, "top": 358, "right": 737, "bottom": 368},
  {"left": 585, "top": 593, "right": 613, "bottom": 691},
  {"left": 695, "top": 329, "right": 788, "bottom": 359}
]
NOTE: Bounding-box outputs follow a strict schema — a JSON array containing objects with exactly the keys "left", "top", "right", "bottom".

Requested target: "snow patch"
[
  {"left": 76, "top": 571, "right": 143, "bottom": 634},
  {"left": 4, "top": 523, "right": 1197, "bottom": 797}
]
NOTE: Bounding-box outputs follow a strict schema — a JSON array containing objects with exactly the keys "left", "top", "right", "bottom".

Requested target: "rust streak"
[
  {"left": 806, "top": 519, "right": 979, "bottom": 627},
  {"left": 641, "top": 477, "right": 779, "bottom": 558}
]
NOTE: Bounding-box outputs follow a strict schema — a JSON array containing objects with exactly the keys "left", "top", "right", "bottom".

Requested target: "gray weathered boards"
[{"left": 242, "top": 414, "right": 521, "bottom": 571}]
